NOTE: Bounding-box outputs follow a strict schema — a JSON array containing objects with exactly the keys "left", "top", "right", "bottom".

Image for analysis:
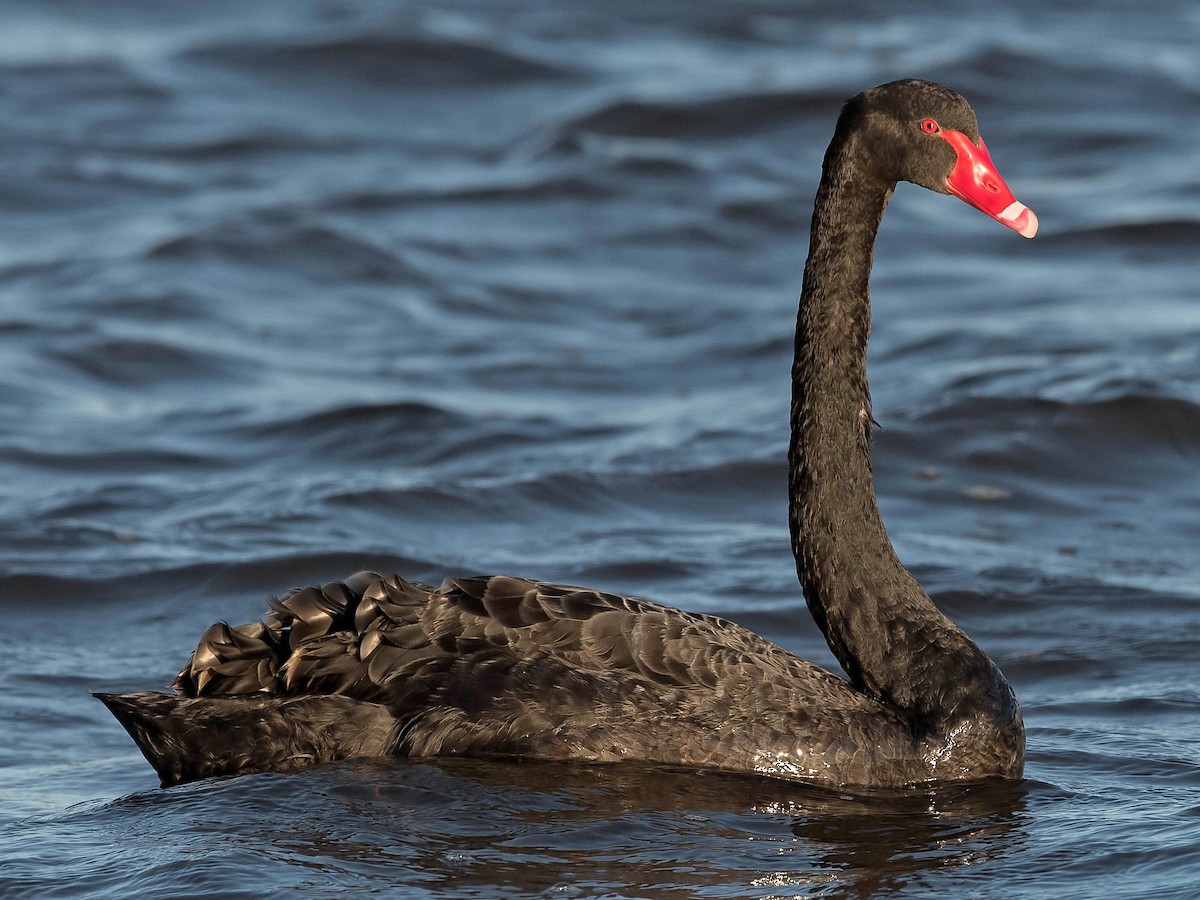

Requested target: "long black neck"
[{"left": 789, "top": 114, "right": 1010, "bottom": 732}]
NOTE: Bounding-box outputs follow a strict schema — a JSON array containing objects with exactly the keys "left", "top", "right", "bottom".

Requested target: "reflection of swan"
[
  {"left": 206, "top": 758, "right": 1027, "bottom": 895},
  {"left": 98, "top": 79, "right": 1033, "bottom": 788}
]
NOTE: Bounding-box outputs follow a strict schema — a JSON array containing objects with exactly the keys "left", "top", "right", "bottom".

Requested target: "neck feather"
[{"left": 788, "top": 126, "right": 1011, "bottom": 731}]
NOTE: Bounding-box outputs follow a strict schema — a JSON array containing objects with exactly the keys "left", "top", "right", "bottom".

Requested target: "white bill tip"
[{"left": 998, "top": 201, "right": 1038, "bottom": 238}]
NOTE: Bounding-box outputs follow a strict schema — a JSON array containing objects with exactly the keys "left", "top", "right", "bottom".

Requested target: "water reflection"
[{"left": 112, "top": 758, "right": 1029, "bottom": 897}]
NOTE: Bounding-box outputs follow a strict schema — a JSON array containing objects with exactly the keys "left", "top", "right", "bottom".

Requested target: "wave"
[
  {"left": 46, "top": 337, "right": 239, "bottom": 387},
  {"left": 135, "top": 131, "right": 357, "bottom": 162},
  {"left": 558, "top": 88, "right": 842, "bottom": 140},
  {"left": 326, "top": 173, "right": 614, "bottom": 213},
  {"left": 230, "top": 401, "right": 473, "bottom": 464},
  {"left": 893, "top": 392, "right": 1200, "bottom": 491},
  {"left": 183, "top": 33, "right": 576, "bottom": 88},
  {"left": 922, "top": 392, "right": 1200, "bottom": 447},
  {"left": 1, "top": 444, "right": 214, "bottom": 474},
  {"left": 0, "top": 552, "right": 439, "bottom": 612},
  {"left": 0, "top": 57, "right": 169, "bottom": 101},
  {"left": 719, "top": 195, "right": 808, "bottom": 232},
  {"left": 148, "top": 219, "right": 428, "bottom": 286},
  {"left": 1041, "top": 219, "right": 1200, "bottom": 249}
]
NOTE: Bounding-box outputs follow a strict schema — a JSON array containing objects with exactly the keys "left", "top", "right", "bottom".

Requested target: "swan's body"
[{"left": 99, "top": 80, "right": 1033, "bottom": 788}]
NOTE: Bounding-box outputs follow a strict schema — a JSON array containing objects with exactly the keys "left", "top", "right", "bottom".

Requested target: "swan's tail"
[{"left": 95, "top": 691, "right": 398, "bottom": 787}]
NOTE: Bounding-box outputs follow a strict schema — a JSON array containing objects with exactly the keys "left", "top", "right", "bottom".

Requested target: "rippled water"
[{"left": 2, "top": 1, "right": 1199, "bottom": 897}]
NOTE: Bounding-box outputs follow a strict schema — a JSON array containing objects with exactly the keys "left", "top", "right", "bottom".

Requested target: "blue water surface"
[{"left": 1, "top": 1, "right": 1198, "bottom": 897}]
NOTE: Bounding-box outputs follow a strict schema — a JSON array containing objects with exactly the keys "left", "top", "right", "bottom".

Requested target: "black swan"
[{"left": 99, "top": 79, "right": 1035, "bottom": 788}]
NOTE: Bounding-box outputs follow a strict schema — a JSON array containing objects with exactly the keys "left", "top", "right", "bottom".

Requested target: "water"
[{"left": 2, "top": 0, "right": 1198, "bottom": 896}]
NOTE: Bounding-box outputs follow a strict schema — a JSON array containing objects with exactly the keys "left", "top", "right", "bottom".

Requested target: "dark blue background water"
[{"left": 2, "top": 1, "right": 1198, "bottom": 896}]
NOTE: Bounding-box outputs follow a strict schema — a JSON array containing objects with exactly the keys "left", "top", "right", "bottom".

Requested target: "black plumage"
[{"left": 99, "top": 80, "right": 1028, "bottom": 788}]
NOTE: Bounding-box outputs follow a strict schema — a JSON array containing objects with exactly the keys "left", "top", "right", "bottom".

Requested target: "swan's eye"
[{"left": 921, "top": 118, "right": 940, "bottom": 134}]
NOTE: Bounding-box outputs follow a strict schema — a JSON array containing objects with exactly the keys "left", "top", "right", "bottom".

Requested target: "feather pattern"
[
  {"left": 161, "top": 572, "right": 928, "bottom": 785},
  {"left": 98, "top": 79, "right": 1025, "bottom": 789}
]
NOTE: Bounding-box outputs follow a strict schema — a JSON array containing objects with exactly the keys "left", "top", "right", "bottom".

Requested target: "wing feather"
[{"left": 172, "top": 570, "right": 908, "bottom": 779}]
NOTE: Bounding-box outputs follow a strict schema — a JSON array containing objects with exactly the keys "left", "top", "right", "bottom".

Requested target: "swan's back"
[{"left": 102, "top": 572, "right": 925, "bottom": 786}]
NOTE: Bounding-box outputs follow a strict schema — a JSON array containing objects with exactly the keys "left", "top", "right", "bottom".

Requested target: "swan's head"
[{"left": 851, "top": 79, "right": 1037, "bottom": 238}]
